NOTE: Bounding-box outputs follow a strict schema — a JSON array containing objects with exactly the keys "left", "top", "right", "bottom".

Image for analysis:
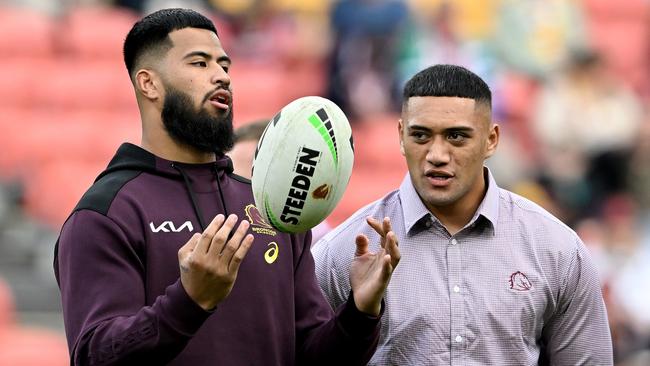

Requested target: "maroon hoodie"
[{"left": 54, "top": 143, "right": 380, "bottom": 365}]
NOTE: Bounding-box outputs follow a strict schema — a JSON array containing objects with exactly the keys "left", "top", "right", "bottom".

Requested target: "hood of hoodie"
[
  {"left": 97, "top": 143, "right": 234, "bottom": 182},
  {"left": 88, "top": 143, "right": 238, "bottom": 232}
]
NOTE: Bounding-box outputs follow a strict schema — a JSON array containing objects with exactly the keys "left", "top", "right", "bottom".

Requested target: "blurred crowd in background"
[{"left": 0, "top": 0, "right": 649, "bottom": 364}]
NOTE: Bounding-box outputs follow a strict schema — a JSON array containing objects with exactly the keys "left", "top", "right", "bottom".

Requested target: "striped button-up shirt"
[{"left": 312, "top": 168, "right": 612, "bottom": 365}]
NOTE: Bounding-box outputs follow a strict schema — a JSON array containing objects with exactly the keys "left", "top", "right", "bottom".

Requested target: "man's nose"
[
  {"left": 426, "top": 138, "right": 451, "bottom": 166},
  {"left": 211, "top": 65, "right": 230, "bottom": 87}
]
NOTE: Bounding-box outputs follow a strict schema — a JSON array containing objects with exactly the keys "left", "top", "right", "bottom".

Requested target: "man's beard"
[{"left": 161, "top": 86, "right": 234, "bottom": 154}]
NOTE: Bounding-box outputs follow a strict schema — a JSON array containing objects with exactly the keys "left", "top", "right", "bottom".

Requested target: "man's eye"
[
  {"left": 192, "top": 61, "right": 207, "bottom": 67},
  {"left": 411, "top": 132, "right": 427, "bottom": 141},
  {"left": 448, "top": 132, "right": 465, "bottom": 142},
  {"left": 220, "top": 65, "right": 230, "bottom": 73}
]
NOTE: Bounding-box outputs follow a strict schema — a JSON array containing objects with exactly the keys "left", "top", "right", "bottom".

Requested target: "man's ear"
[
  {"left": 398, "top": 118, "right": 405, "bottom": 156},
  {"left": 484, "top": 123, "right": 500, "bottom": 159},
  {"left": 135, "top": 69, "right": 162, "bottom": 101}
]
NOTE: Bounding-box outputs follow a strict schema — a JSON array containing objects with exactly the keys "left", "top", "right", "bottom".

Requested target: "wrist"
[{"left": 352, "top": 292, "right": 381, "bottom": 317}]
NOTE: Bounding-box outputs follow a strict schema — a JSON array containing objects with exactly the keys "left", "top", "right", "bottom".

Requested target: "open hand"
[
  {"left": 349, "top": 217, "right": 400, "bottom": 316},
  {"left": 177, "top": 214, "right": 254, "bottom": 310}
]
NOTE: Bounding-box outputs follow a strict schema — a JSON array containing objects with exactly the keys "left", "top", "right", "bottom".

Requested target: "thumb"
[
  {"left": 355, "top": 234, "right": 369, "bottom": 257},
  {"left": 178, "top": 233, "right": 201, "bottom": 260}
]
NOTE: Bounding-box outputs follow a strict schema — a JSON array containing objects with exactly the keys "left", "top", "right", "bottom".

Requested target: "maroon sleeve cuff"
[
  {"left": 335, "top": 291, "right": 383, "bottom": 337},
  {"left": 158, "top": 279, "right": 213, "bottom": 336}
]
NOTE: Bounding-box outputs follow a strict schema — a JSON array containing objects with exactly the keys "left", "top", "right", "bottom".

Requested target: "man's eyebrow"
[
  {"left": 183, "top": 51, "right": 231, "bottom": 64},
  {"left": 445, "top": 126, "right": 475, "bottom": 133},
  {"left": 407, "top": 124, "right": 475, "bottom": 133},
  {"left": 407, "top": 124, "right": 431, "bottom": 132}
]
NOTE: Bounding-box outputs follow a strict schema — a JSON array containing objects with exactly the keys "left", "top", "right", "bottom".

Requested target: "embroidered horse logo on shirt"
[{"left": 509, "top": 271, "right": 532, "bottom": 291}]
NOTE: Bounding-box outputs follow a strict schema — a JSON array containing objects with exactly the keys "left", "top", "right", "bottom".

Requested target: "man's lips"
[
  {"left": 425, "top": 170, "right": 454, "bottom": 187},
  {"left": 207, "top": 89, "right": 231, "bottom": 110}
]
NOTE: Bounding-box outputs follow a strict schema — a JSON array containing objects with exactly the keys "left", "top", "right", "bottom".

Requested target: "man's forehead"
[
  {"left": 167, "top": 27, "right": 224, "bottom": 54},
  {"left": 403, "top": 96, "right": 490, "bottom": 127}
]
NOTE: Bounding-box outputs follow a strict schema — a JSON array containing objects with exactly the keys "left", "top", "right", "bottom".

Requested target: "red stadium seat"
[
  {"left": 24, "top": 159, "right": 107, "bottom": 229},
  {"left": 582, "top": 0, "right": 650, "bottom": 92},
  {"left": 0, "top": 108, "right": 139, "bottom": 179},
  {"left": 0, "top": 6, "right": 55, "bottom": 59},
  {"left": 57, "top": 6, "right": 139, "bottom": 62},
  {"left": 351, "top": 114, "right": 406, "bottom": 171},
  {"left": 0, "top": 59, "right": 137, "bottom": 110},
  {"left": 0, "top": 278, "right": 68, "bottom": 366},
  {"left": 328, "top": 165, "right": 405, "bottom": 226}
]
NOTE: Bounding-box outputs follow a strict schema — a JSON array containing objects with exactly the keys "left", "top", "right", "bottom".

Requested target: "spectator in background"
[
  {"left": 326, "top": 0, "right": 408, "bottom": 119},
  {"left": 492, "top": 0, "right": 587, "bottom": 79},
  {"left": 578, "top": 195, "right": 650, "bottom": 365},
  {"left": 313, "top": 64, "right": 612, "bottom": 365},
  {"left": 627, "top": 111, "right": 650, "bottom": 222},
  {"left": 532, "top": 50, "right": 643, "bottom": 224},
  {"left": 396, "top": 1, "right": 497, "bottom": 94},
  {"left": 229, "top": 119, "right": 333, "bottom": 243}
]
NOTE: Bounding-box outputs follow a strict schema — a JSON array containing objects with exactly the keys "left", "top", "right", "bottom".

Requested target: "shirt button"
[
  {"left": 425, "top": 220, "right": 431, "bottom": 228},
  {"left": 450, "top": 238, "right": 458, "bottom": 245},
  {"left": 453, "top": 285, "right": 460, "bottom": 293},
  {"left": 455, "top": 335, "right": 463, "bottom": 343}
]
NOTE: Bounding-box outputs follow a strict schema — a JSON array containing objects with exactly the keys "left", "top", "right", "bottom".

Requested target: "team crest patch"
[
  {"left": 244, "top": 204, "right": 277, "bottom": 236},
  {"left": 509, "top": 271, "right": 532, "bottom": 291}
]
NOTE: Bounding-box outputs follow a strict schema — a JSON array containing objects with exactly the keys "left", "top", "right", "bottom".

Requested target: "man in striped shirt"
[{"left": 313, "top": 64, "right": 612, "bottom": 365}]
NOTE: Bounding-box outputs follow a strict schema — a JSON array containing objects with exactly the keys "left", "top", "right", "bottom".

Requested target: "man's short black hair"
[
  {"left": 234, "top": 119, "right": 270, "bottom": 143},
  {"left": 123, "top": 8, "right": 218, "bottom": 78},
  {"left": 403, "top": 64, "right": 491, "bottom": 109}
]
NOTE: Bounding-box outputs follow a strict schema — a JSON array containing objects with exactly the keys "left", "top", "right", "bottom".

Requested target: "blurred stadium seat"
[
  {"left": 0, "top": 278, "right": 68, "bottom": 366},
  {"left": 329, "top": 165, "right": 404, "bottom": 226},
  {"left": 0, "top": 6, "right": 55, "bottom": 59},
  {"left": 0, "top": 59, "right": 136, "bottom": 110},
  {"left": 23, "top": 159, "right": 107, "bottom": 228},
  {"left": 351, "top": 114, "right": 406, "bottom": 171},
  {"left": 0, "top": 108, "right": 139, "bottom": 180},
  {"left": 57, "top": 6, "right": 139, "bottom": 62},
  {"left": 583, "top": 0, "right": 650, "bottom": 93}
]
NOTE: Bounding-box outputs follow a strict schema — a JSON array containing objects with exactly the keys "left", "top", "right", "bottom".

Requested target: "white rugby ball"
[{"left": 251, "top": 96, "right": 354, "bottom": 233}]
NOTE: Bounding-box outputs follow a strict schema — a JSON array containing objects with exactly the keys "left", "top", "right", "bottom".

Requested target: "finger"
[
  {"left": 366, "top": 217, "right": 385, "bottom": 236},
  {"left": 218, "top": 219, "right": 250, "bottom": 260},
  {"left": 382, "top": 217, "right": 393, "bottom": 236},
  {"left": 379, "top": 217, "right": 393, "bottom": 249},
  {"left": 196, "top": 214, "right": 226, "bottom": 254},
  {"left": 355, "top": 234, "right": 369, "bottom": 257},
  {"left": 228, "top": 233, "right": 254, "bottom": 272},
  {"left": 209, "top": 214, "right": 239, "bottom": 256},
  {"left": 380, "top": 253, "right": 394, "bottom": 281},
  {"left": 385, "top": 231, "right": 401, "bottom": 268}
]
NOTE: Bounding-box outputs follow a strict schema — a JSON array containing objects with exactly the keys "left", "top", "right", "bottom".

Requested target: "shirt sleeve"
[
  {"left": 541, "top": 238, "right": 613, "bottom": 365},
  {"left": 293, "top": 231, "right": 381, "bottom": 365},
  {"left": 55, "top": 210, "right": 211, "bottom": 365},
  {"left": 312, "top": 236, "right": 353, "bottom": 310}
]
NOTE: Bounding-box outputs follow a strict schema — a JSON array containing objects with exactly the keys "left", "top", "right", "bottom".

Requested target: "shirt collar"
[
  {"left": 399, "top": 173, "right": 435, "bottom": 234},
  {"left": 474, "top": 167, "right": 500, "bottom": 232},
  {"left": 399, "top": 167, "right": 500, "bottom": 235}
]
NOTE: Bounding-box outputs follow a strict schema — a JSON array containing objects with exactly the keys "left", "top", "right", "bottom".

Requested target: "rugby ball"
[{"left": 251, "top": 96, "right": 354, "bottom": 233}]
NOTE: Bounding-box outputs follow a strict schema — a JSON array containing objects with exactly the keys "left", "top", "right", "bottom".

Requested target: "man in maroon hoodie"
[{"left": 54, "top": 8, "right": 400, "bottom": 365}]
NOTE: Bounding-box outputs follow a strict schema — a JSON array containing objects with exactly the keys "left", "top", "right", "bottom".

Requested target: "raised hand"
[
  {"left": 177, "top": 214, "right": 255, "bottom": 310},
  {"left": 349, "top": 217, "right": 400, "bottom": 316}
]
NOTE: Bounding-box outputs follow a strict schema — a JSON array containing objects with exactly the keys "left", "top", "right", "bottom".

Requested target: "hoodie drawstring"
[
  {"left": 171, "top": 162, "right": 231, "bottom": 233},
  {"left": 172, "top": 163, "right": 208, "bottom": 232},
  {"left": 214, "top": 164, "right": 230, "bottom": 220}
]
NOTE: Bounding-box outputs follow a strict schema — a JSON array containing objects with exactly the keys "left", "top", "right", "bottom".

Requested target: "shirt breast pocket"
[{"left": 469, "top": 271, "right": 547, "bottom": 356}]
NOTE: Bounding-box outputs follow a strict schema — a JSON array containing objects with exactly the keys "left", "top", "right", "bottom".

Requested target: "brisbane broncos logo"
[
  {"left": 509, "top": 271, "right": 532, "bottom": 291},
  {"left": 244, "top": 204, "right": 277, "bottom": 236}
]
